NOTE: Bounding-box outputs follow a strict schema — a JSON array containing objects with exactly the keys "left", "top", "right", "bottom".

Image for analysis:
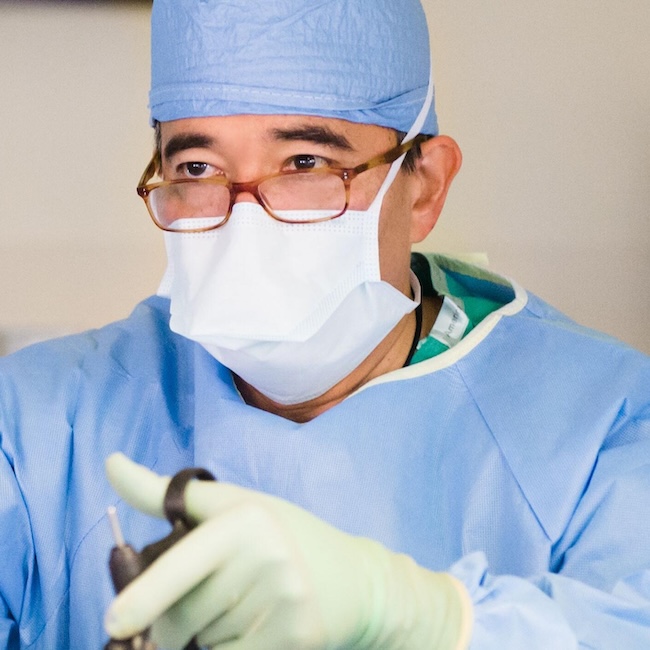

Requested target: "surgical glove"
[{"left": 104, "top": 454, "right": 472, "bottom": 650}]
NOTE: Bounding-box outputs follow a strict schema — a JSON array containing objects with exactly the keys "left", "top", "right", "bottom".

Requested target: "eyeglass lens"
[{"left": 149, "top": 172, "right": 348, "bottom": 231}]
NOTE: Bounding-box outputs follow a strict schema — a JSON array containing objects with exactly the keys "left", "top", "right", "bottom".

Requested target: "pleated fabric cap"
[{"left": 150, "top": 0, "right": 438, "bottom": 135}]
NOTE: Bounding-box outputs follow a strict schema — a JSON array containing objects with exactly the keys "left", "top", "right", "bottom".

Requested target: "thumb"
[{"left": 105, "top": 452, "right": 169, "bottom": 519}]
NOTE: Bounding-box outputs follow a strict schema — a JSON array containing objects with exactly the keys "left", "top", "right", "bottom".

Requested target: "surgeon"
[{"left": 1, "top": 0, "right": 650, "bottom": 648}]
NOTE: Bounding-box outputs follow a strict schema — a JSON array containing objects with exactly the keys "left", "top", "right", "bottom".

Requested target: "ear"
[{"left": 408, "top": 136, "right": 462, "bottom": 243}]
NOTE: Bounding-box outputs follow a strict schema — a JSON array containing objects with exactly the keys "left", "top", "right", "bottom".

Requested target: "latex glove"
[{"left": 104, "top": 453, "right": 472, "bottom": 650}]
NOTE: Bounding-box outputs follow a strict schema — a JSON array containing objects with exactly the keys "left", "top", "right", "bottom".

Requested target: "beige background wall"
[{"left": 1, "top": 1, "right": 648, "bottom": 354}]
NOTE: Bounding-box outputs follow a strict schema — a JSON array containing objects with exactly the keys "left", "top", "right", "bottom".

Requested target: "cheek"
[{"left": 348, "top": 182, "right": 381, "bottom": 211}]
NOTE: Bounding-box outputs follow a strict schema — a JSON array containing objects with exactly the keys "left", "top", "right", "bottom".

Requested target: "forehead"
[{"left": 158, "top": 114, "right": 396, "bottom": 153}]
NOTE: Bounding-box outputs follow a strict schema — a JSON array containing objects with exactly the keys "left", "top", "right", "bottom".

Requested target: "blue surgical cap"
[{"left": 150, "top": 0, "right": 438, "bottom": 135}]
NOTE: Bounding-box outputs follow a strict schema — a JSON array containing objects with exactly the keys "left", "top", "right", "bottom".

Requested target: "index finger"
[{"left": 104, "top": 515, "right": 228, "bottom": 639}]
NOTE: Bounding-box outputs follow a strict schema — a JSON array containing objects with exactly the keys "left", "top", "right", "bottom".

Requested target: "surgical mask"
[
  {"left": 159, "top": 185, "right": 419, "bottom": 405},
  {"left": 157, "top": 74, "right": 434, "bottom": 405}
]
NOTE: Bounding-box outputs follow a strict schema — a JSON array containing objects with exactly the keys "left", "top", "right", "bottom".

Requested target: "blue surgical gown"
[{"left": 1, "top": 257, "right": 649, "bottom": 648}]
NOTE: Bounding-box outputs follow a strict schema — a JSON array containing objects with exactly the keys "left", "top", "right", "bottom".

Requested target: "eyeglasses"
[{"left": 136, "top": 135, "right": 427, "bottom": 233}]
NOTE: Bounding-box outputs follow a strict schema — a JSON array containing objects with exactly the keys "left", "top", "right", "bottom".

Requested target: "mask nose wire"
[{"left": 367, "top": 65, "right": 435, "bottom": 212}]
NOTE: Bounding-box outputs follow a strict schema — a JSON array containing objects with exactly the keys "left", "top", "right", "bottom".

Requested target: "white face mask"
[{"left": 158, "top": 188, "right": 418, "bottom": 405}]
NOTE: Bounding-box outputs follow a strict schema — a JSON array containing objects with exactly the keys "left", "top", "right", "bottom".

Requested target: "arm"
[{"left": 452, "top": 412, "right": 650, "bottom": 649}]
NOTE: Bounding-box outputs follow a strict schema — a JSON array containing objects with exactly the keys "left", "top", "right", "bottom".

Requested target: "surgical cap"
[{"left": 150, "top": 0, "right": 438, "bottom": 135}]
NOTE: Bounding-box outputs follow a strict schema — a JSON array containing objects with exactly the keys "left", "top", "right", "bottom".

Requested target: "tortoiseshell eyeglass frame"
[{"left": 136, "top": 134, "right": 429, "bottom": 233}]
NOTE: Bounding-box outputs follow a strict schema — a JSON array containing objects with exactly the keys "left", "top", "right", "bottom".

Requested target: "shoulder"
[
  {"left": 381, "top": 257, "right": 650, "bottom": 538},
  {"left": 0, "top": 295, "right": 181, "bottom": 383},
  {"left": 461, "top": 284, "right": 650, "bottom": 540},
  {"left": 0, "top": 296, "right": 196, "bottom": 452}
]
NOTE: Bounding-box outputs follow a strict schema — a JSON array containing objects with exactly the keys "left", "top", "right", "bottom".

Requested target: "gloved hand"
[{"left": 104, "top": 453, "right": 473, "bottom": 650}]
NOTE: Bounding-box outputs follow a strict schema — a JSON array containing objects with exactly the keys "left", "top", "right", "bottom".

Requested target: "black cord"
[{"left": 403, "top": 299, "right": 423, "bottom": 367}]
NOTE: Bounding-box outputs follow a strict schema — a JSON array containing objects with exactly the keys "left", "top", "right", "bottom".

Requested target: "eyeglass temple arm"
[
  {"left": 138, "top": 153, "right": 161, "bottom": 188},
  {"left": 351, "top": 134, "right": 428, "bottom": 176}
]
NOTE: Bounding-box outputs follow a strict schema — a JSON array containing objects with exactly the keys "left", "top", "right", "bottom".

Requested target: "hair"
[
  {"left": 154, "top": 120, "right": 162, "bottom": 161},
  {"left": 152, "top": 122, "right": 430, "bottom": 174},
  {"left": 395, "top": 130, "right": 431, "bottom": 173}
]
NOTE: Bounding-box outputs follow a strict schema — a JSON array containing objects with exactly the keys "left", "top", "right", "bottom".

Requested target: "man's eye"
[
  {"left": 177, "top": 162, "right": 215, "bottom": 178},
  {"left": 286, "top": 154, "right": 330, "bottom": 171}
]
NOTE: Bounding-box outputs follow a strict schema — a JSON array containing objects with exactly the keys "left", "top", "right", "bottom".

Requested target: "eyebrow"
[
  {"left": 162, "top": 123, "right": 354, "bottom": 161},
  {"left": 270, "top": 125, "right": 354, "bottom": 151},
  {"left": 163, "top": 133, "right": 215, "bottom": 161}
]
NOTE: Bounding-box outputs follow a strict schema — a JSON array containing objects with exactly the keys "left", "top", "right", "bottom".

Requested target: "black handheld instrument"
[{"left": 104, "top": 467, "right": 217, "bottom": 650}]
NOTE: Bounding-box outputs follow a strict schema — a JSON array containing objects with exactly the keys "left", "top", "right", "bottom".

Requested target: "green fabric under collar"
[{"left": 409, "top": 253, "right": 507, "bottom": 364}]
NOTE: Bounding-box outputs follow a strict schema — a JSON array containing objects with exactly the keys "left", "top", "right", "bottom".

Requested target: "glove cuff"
[
  {"left": 355, "top": 544, "right": 474, "bottom": 650},
  {"left": 444, "top": 573, "right": 474, "bottom": 650}
]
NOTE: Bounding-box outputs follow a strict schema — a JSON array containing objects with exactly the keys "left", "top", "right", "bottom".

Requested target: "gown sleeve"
[
  {"left": 0, "top": 447, "right": 30, "bottom": 649},
  {"left": 450, "top": 412, "right": 650, "bottom": 649}
]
